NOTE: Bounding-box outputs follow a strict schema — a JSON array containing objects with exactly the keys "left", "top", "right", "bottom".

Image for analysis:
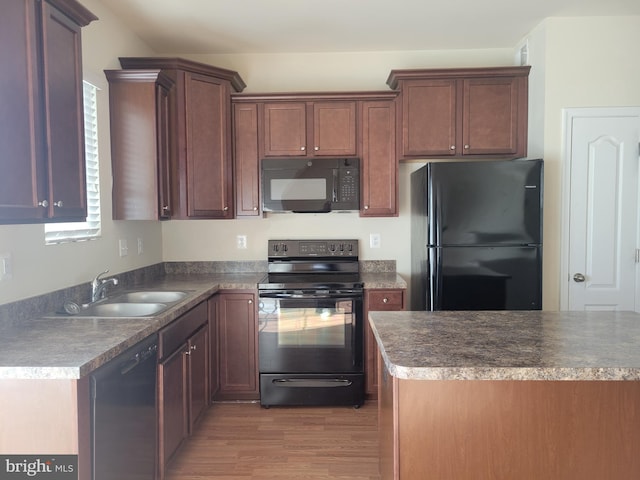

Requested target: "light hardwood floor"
[{"left": 165, "top": 401, "right": 380, "bottom": 480}]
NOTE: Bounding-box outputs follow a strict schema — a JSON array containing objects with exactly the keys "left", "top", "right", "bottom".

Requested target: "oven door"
[{"left": 258, "top": 290, "right": 363, "bottom": 374}]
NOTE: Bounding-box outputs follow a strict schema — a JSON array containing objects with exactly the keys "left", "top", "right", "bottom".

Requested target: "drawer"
[
  {"left": 159, "top": 301, "right": 208, "bottom": 358},
  {"left": 366, "top": 289, "right": 405, "bottom": 311}
]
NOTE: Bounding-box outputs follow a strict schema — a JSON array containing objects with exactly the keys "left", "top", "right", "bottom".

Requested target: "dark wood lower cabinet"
[
  {"left": 214, "top": 291, "right": 259, "bottom": 401},
  {"left": 365, "top": 289, "right": 405, "bottom": 398},
  {"left": 157, "top": 301, "right": 209, "bottom": 479},
  {"left": 158, "top": 344, "right": 188, "bottom": 474}
]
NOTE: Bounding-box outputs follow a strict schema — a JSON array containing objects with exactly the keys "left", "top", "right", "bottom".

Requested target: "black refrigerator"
[{"left": 410, "top": 159, "right": 543, "bottom": 311}]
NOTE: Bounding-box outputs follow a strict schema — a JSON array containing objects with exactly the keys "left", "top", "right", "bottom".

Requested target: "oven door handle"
[{"left": 258, "top": 291, "right": 361, "bottom": 299}]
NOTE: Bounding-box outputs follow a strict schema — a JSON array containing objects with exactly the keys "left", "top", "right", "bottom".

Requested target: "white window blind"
[{"left": 45, "top": 81, "right": 101, "bottom": 244}]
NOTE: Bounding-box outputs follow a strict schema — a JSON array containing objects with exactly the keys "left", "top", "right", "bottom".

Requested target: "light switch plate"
[
  {"left": 236, "top": 235, "right": 247, "bottom": 249},
  {"left": 119, "top": 239, "right": 128, "bottom": 257},
  {"left": 0, "top": 253, "right": 13, "bottom": 281},
  {"left": 370, "top": 233, "right": 381, "bottom": 248}
]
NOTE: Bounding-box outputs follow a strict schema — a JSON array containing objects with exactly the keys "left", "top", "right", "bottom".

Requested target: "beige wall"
[
  {"left": 2, "top": 0, "right": 639, "bottom": 311},
  {"left": 530, "top": 16, "right": 640, "bottom": 310}
]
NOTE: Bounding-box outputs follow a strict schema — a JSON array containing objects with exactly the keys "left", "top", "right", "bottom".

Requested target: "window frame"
[{"left": 45, "top": 80, "right": 101, "bottom": 244}]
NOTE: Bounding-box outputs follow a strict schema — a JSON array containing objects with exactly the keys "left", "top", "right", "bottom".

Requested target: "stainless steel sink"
[
  {"left": 82, "top": 302, "right": 168, "bottom": 317},
  {"left": 48, "top": 289, "right": 192, "bottom": 318},
  {"left": 114, "top": 291, "right": 188, "bottom": 303}
]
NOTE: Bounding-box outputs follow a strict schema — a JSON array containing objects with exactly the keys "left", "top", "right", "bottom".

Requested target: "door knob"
[{"left": 573, "top": 273, "right": 586, "bottom": 282}]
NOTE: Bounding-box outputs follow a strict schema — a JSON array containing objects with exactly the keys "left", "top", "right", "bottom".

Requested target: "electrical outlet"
[
  {"left": 236, "top": 235, "right": 247, "bottom": 249},
  {"left": 137, "top": 238, "right": 144, "bottom": 255},
  {"left": 0, "top": 253, "right": 13, "bottom": 281},
  {"left": 370, "top": 233, "right": 381, "bottom": 248},
  {"left": 119, "top": 239, "right": 128, "bottom": 257}
]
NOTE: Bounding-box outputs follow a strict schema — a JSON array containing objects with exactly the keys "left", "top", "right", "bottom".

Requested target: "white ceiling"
[{"left": 104, "top": 0, "right": 640, "bottom": 55}]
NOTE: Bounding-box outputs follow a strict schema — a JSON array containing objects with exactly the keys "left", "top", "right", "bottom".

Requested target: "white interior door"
[{"left": 562, "top": 108, "right": 640, "bottom": 311}]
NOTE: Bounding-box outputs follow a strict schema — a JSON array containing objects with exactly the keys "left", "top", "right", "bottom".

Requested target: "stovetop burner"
[{"left": 259, "top": 239, "right": 361, "bottom": 290}]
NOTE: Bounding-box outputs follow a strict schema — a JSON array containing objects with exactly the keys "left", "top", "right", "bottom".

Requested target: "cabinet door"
[
  {"left": 187, "top": 325, "right": 209, "bottom": 432},
  {"left": 184, "top": 72, "right": 233, "bottom": 218},
  {"left": 365, "top": 289, "right": 405, "bottom": 397},
  {"left": 0, "top": 0, "right": 47, "bottom": 222},
  {"left": 233, "top": 102, "right": 261, "bottom": 216},
  {"left": 157, "top": 80, "right": 172, "bottom": 219},
  {"left": 158, "top": 344, "right": 188, "bottom": 472},
  {"left": 263, "top": 102, "right": 307, "bottom": 156},
  {"left": 462, "top": 76, "right": 525, "bottom": 156},
  {"left": 216, "top": 292, "right": 258, "bottom": 400},
  {"left": 208, "top": 296, "right": 220, "bottom": 400},
  {"left": 41, "top": 1, "right": 87, "bottom": 220},
  {"left": 312, "top": 101, "right": 357, "bottom": 156},
  {"left": 402, "top": 79, "right": 458, "bottom": 157},
  {"left": 360, "top": 100, "right": 397, "bottom": 217},
  {"left": 107, "top": 70, "right": 171, "bottom": 220}
]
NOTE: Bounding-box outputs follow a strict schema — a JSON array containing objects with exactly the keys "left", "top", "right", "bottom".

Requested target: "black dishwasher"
[{"left": 91, "top": 334, "right": 158, "bottom": 480}]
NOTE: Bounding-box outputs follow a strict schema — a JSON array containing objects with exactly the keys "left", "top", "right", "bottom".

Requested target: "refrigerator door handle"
[{"left": 428, "top": 247, "right": 443, "bottom": 311}]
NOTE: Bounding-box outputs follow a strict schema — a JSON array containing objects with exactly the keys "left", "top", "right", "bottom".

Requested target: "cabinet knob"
[
  {"left": 223, "top": 206, "right": 229, "bottom": 211},
  {"left": 364, "top": 205, "right": 369, "bottom": 210},
  {"left": 464, "top": 144, "right": 470, "bottom": 149},
  {"left": 190, "top": 345, "right": 197, "bottom": 351},
  {"left": 383, "top": 298, "right": 389, "bottom": 303},
  {"left": 53, "top": 201, "right": 63, "bottom": 207},
  {"left": 184, "top": 350, "right": 191, "bottom": 356},
  {"left": 248, "top": 299, "right": 253, "bottom": 304},
  {"left": 253, "top": 207, "right": 258, "bottom": 211},
  {"left": 38, "top": 200, "right": 49, "bottom": 208},
  {"left": 162, "top": 205, "right": 170, "bottom": 212},
  {"left": 314, "top": 146, "right": 319, "bottom": 151},
  {"left": 300, "top": 146, "right": 306, "bottom": 151},
  {"left": 450, "top": 145, "right": 455, "bottom": 150}
]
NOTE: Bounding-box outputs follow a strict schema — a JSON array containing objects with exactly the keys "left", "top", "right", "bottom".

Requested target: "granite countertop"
[
  {"left": 0, "top": 268, "right": 406, "bottom": 380},
  {"left": 359, "top": 271, "right": 406, "bottom": 289},
  {"left": 0, "top": 273, "right": 262, "bottom": 380},
  {"left": 369, "top": 310, "right": 640, "bottom": 381}
]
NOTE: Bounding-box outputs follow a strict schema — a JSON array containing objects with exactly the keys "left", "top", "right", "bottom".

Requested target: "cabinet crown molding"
[
  {"left": 46, "top": 0, "right": 98, "bottom": 26},
  {"left": 386, "top": 66, "right": 531, "bottom": 90},
  {"left": 104, "top": 69, "right": 175, "bottom": 90},
  {"left": 119, "top": 57, "right": 246, "bottom": 92}
]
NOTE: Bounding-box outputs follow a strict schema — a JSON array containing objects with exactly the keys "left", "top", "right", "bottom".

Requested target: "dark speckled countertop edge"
[
  {"left": 0, "top": 268, "right": 406, "bottom": 380},
  {"left": 369, "top": 310, "right": 640, "bottom": 381},
  {"left": 0, "top": 274, "right": 255, "bottom": 380}
]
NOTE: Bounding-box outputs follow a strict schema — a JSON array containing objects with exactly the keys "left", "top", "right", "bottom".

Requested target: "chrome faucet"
[{"left": 91, "top": 269, "right": 119, "bottom": 303}]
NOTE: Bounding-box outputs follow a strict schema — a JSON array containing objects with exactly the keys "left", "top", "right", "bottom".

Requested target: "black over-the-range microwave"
[{"left": 261, "top": 157, "right": 360, "bottom": 213}]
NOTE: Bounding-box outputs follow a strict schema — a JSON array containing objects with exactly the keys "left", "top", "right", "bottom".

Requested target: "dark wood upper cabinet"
[
  {"left": 233, "top": 102, "right": 261, "bottom": 216},
  {"left": 119, "top": 57, "right": 245, "bottom": 219},
  {"left": 360, "top": 99, "right": 398, "bottom": 216},
  {"left": 262, "top": 100, "right": 357, "bottom": 157},
  {"left": 105, "top": 70, "right": 174, "bottom": 220},
  {"left": 231, "top": 91, "right": 399, "bottom": 218},
  {"left": 0, "top": 0, "right": 96, "bottom": 224},
  {"left": 387, "top": 66, "right": 530, "bottom": 159},
  {"left": 262, "top": 102, "right": 308, "bottom": 156}
]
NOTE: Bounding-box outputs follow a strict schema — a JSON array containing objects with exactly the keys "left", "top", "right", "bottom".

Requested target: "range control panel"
[{"left": 268, "top": 239, "right": 359, "bottom": 258}]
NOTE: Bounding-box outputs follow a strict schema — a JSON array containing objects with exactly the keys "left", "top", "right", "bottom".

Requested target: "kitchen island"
[{"left": 369, "top": 310, "right": 640, "bottom": 480}]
